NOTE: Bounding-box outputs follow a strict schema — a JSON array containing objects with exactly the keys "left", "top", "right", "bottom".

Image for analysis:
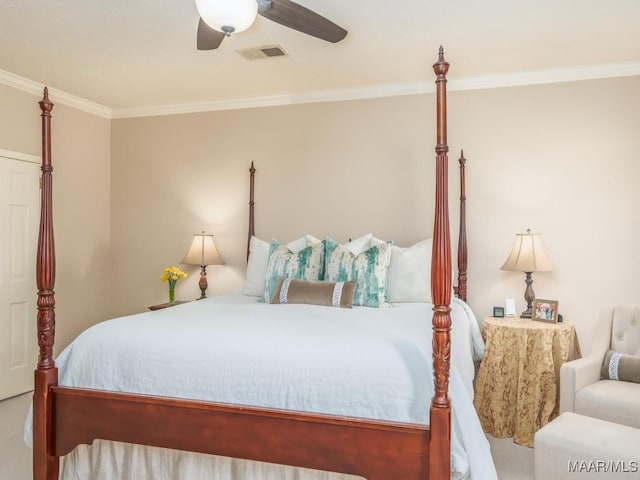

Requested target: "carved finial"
[
  {"left": 250, "top": 161, "right": 255, "bottom": 173},
  {"left": 459, "top": 150, "right": 466, "bottom": 166},
  {"left": 39, "top": 87, "right": 54, "bottom": 115},
  {"left": 433, "top": 47, "right": 450, "bottom": 77}
]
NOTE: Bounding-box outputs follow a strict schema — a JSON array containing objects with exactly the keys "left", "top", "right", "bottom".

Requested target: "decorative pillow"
[
  {"left": 341, "top": 233, "right": 374, "bottom": 255},
  {"left": 324, "top": 238, "right": 392, "bottom": 308},
  {"left": 242, "top": 235, "right": 320, "bottom": 297},
  {"left": 386, "top": 239, "right": 433, "bottom": 303},
  {"left": 261, "top": 240, "right": 325, "bottom": 303},
  {"left": 601, "top": 350, "right": 640, "bottom": 384},
  {"left": 374, "top": 236, "right": 458, "bottom": 303},
  {"left": 270, "top": 278, "right": 357, "bottom": 308}
]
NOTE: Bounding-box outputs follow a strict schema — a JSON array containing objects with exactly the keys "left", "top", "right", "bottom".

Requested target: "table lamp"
[
  {"left": 182, "top": 231, "right": 224, "bottom": 299},
  {"left": 501, "top": 229, "right": 553, "bottom": 318}
]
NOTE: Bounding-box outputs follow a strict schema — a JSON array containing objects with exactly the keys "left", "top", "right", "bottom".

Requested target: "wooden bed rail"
[{"left": 51, "top": 386, "right": 429, "bottom": 480}]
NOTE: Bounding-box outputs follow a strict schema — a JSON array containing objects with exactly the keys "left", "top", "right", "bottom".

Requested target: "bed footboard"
[{"left": 52, "top": 386, "right": 430, "bottom": 480}]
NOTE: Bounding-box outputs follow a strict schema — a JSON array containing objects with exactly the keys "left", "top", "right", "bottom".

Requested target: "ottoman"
[{"left": 534, "top": 412, "right": 640, "bottom": 479}]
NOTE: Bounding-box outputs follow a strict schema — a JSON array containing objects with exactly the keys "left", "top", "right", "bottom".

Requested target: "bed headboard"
[{"left": 245, "top": 152, "right": 470, "bottom": 303}]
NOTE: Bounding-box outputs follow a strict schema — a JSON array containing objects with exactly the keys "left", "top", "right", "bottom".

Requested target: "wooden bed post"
[
  {"left": 429, "top": 47, "right": 452, "bottom": 480},
  {"left": 457, "top": 151, "right": 468, "bottom": 302},
  {"left": 247, "top": 161, "right": 256, "bottom": 261},
  {"left": 33, "top": 87, "right": 59, "bottom": 480}
]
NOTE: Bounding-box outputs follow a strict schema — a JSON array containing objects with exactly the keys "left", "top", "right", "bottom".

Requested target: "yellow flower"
[{"left": 160, "top": 266, "right": 187, "bottom": 283}]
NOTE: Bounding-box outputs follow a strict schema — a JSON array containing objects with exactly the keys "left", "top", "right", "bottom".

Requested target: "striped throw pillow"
[
  {"left": 261, "top": 240, "right": 325, "bottom": 303},
  {"left": 324, "top": 238, "right": 391, "bottom": 308}
]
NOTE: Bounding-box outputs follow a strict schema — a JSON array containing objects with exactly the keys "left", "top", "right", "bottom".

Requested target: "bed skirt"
[{"left": 60, "top": 440, "right": 469, "bottom": 480}]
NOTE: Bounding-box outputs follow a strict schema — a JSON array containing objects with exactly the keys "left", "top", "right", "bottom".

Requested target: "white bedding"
[{"left": 25, "top": 294, "right": 496, "bottom": 480}]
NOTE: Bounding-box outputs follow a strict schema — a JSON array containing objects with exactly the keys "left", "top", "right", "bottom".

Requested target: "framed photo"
[
  {"left": 532, "top": 299, "right": 559, "bottom": 323},
  {"left": 493, "top": 306, "right": 505, "bottom": 318}
]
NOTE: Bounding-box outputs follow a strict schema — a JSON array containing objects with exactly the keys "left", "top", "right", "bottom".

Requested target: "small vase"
[{"left": 169, "top": 282, "right": 176, "bottom": 305}]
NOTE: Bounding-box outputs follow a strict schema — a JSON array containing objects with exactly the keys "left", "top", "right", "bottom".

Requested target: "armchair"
[{"left": 560, "top": 305, "right": 640, "bottom": 428}]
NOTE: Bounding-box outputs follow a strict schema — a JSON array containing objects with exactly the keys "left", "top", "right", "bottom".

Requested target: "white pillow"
[
  {"left": 242, "top": 235, "right": 320, "bottom": 296},
  {"left": 342, "top": 233, "right": 373, "bottom": 255},
  {"left": 386, "top": 239, "right": 433, "bottom": 303},
  {"left": 242, "top": 237, "right": 270, "bottom": 296}
]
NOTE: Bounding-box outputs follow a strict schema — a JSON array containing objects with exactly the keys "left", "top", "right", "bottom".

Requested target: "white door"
[{"left": 0, "top": 150, "right": 40, "bottom": 400}]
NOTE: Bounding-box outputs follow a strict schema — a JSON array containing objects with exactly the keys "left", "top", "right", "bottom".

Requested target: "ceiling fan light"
[{"left": 196, "top": 0, "right": 258, "bottom": 34}]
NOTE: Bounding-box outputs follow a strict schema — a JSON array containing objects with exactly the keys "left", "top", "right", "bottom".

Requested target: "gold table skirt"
[{"left": 473, "top": 317, "right": 580, "bottom": 447}]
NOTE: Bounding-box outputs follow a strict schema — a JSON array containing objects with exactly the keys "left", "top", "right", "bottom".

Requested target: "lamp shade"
[
  {"left": 501, "top": 230, "right": 553, "bottom": 273},
  {"left": 195, "top": 0, "right": 258, "bottom": 34},
  {"left": 182, "top": 232, "right": 224, "bottom": 266}
]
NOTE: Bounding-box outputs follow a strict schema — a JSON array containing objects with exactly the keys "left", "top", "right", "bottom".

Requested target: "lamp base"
[
  {"left": 521, "top": 271, "right": 534, "bottom": 319},
  {"left": 197, "top": 265, "right": 208, "bottom": 300}
]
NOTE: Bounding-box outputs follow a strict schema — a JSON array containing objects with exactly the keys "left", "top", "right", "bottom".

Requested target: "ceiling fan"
[{"left": 196, "top": 0, "right": 348, "bottom": 50}]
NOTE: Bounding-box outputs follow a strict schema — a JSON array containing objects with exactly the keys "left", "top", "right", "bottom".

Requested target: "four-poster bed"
[{"left": 31, "top": 49, "right": 488, "bottom": 480}]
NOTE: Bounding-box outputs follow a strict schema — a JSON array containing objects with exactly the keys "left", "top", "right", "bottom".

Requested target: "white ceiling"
[{"left": 1, "top": 0, "right": 639, "bottom": 116}]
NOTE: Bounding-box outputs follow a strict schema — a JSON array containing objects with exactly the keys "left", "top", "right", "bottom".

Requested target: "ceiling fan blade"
[
  {"left": 197, "top": 18, "right": 226, "bottom": 50},
  {"left": 258, "top": 0, "right": 347, "bottom": 43}
]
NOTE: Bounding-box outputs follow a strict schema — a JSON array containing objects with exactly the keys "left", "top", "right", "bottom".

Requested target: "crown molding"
[
  {"left": 0, "top": 68, "right": 112, "bottom": 119},
  {"left": 113, "top": 60, "right": 640, "bottom": 119},
  {"left": 2, "top": 60, "right": 639, "bottom": 120},
  {"left": 110, "top": 81, "right": 433, "bottom": 119},
  {"left": 449, "top": 60, "right": 640, "bottom": 92}
]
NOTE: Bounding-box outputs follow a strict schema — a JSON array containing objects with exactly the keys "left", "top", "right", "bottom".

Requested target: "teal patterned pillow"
[
  {"left": 324, "top": 238, "right": 392, "bottom": 307},
  {"left": 261, "top": 240, "right": 325, "bottom": 303}
]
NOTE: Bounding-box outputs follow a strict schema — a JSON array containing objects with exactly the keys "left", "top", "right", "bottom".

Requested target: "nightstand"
[
  {"left": 148, "top": 301, "right": 190, "bottom": 311},
  {"left": 473, "top": 316, "right": 581, "bottom": 447}
]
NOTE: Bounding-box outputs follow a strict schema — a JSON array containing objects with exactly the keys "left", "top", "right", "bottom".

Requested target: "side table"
[
  {"left": 148, "top": 301, "right": 190, "bottom": 311},
  {"left": 473, "top": 317, "right": 581, "bottom": 447}
]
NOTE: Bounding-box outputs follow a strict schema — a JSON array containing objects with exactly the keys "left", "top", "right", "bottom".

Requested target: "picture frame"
[
  {"left": 532, "top": 298, "right": 559, "bottom": 323},
  {"left": 493, "top": 306, "right": 505, "bottom": 318}
]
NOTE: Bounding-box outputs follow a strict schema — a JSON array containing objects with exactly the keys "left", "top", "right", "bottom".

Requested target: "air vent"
[{"left": 237, "top": 45, "right": 288, "bottom": 61}]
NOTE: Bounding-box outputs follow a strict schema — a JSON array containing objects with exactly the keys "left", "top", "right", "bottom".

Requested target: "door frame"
[{"left": 0, "top": 149, "right": 40, "bottom": 165}]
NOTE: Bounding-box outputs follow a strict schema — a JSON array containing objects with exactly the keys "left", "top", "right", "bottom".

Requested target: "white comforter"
[{"left": 25, "top": 295, "right": 496, "bottom": 480}]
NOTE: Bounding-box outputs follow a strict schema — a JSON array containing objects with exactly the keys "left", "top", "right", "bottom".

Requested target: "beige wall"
[
  {"left": 111, "top": 75, "right": 640, "bottom": 352},
  {"left": 110, "top": 95, "right": 435, "bottom": 316},
  {"left": 3, "top": 70, "right": 636, "bottom": 370},
  {"left": 447, "top": 77, "right": 640, "bottom": 351},
  {"left": 0, "top": 84, "right": 111, "bottom": 353}
]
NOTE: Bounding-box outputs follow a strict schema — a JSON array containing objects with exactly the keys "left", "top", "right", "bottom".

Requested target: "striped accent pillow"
[
  {"left": 271, "top": 278, "right": 357, "bottom": 308},
  {"left": 324, "top": 238, "right": 392, "bottom": 308},
  {"left": 601, "top": 350, "right": 640, "bottom": 384}
]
